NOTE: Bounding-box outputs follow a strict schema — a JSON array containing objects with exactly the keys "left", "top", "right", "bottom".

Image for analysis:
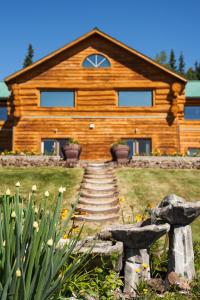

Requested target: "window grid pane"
[
  {"left": 0, "top": 107, "right": 7, "bottom": 120},
  {"left": 118, "top": 91, "right": 152, "bottom": 107},
  {"left": 40, "top": 91, "right": 74, "bottom": 107},
  {"left": 185, "top": 106, "right": 200, "bottom": 120},
  {"left": 83, "top": 54, "right": 110, "bottom": 68}
]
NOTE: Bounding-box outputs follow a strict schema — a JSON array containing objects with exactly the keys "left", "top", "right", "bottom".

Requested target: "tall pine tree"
[
  {"left": 169, "top": 49, "right": 176, "bottom": 71},
  {"left": 194, "top": 61, "right": 200, "bottom": 79},
  {"left": 23, "top": 44, "right": 34, "bottom": 68},
  {"left": 178, "top": 53, "right": 185, "bottom": 75},
  {"left": 155, "top": 51, "right": 168, "bottom": 66}
]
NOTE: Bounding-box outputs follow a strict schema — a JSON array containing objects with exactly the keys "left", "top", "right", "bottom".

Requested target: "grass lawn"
[
  {"left": 116, "top": 168, "right": 200, "bottom": 241},
  {"left": 0, "top": 167, "right": 83, "bottom": 209}
]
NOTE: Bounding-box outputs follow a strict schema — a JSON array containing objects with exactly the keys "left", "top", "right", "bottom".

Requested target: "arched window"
[{"left": 83, "top": 54, "right": 111, "bottom": 68}]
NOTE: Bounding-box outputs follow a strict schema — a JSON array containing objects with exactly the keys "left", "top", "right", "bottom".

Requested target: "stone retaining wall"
[
  {"left": 117, "top": 156, "right": 200, "bottom": 169},
  {"left": 0, "top": 155, "right": 200, "bottom": 169},
  {"left": 0, "top": 156, "right": 65, "bottom": 167}
]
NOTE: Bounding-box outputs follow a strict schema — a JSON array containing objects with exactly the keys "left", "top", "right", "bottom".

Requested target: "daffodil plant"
[{"left": 0, "top": 183, "right": 86, "bottom": 300}]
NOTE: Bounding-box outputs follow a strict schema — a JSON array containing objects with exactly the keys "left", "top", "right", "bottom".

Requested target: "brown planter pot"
[
  {"left": 111, "top": 144, "right": 130, "bottom": 163},
  {"left": 62, "top": 144, "right": 81, "bottom": 162}
]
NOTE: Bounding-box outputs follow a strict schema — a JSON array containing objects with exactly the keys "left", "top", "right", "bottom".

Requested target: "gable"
[{"left": 5, "top": 29, "right": 187, "bottom": 85}]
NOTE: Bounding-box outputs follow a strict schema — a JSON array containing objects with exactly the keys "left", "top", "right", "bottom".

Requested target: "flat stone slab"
[
  {"left": 152, "top": 194, "right": 200, "bottom": 225},
  {"left": 99, "top": 223, "right": 170, "bottom": 249}
]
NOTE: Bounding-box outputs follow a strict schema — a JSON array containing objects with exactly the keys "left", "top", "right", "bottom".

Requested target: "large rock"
[{"left": 152, "top": 194, "right": 200, "bottom": 225}]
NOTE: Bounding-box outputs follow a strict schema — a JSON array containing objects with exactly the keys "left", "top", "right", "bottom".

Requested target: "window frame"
[
  {"left": 123, "top": 138, "right": 152, "bottom": 157},
  {"left": 82, "top": 53, "right": 111, "bottom": 69},
  {"left": 117, "top": 89, "right": 154, "bottom": 108},
  {"left": 41, "top": 138, "right": 69, "bottom": 156},
  {"left": 187, "top": 147, "right": 200, "bottom": 156},
  {"left": 184, "top": 105, "right": 200, "bottom": 120},
  {"left": 39, "top": 89, "right": 76, "bottom": 108}
]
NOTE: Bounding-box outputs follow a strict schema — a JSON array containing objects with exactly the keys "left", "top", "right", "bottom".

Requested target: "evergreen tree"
[
  {"left": 194, "top": 61, "right": 200, "bottom": 79},
  {"left": 178, "top": 52, "right": 185, "bottom": 75},
  {"left": 23, "top": 44, "right": 34, "bottom": 68},
  {"left": 185, "top": 67, "right": 198, "bottom": 80},
  {"left": 169, "top": 49, "right": 176, "bottom": 71},
  {"left": 155, "top": 51, "right": 168, "bottom": 66}
]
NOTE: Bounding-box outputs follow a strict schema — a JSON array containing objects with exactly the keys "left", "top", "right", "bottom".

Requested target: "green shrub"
[
  {"left": 0, "top": 184, "right": 87, "bottom": 300},
  {"left": 60, "top": 264, "right": 123, "bottom": 300}
]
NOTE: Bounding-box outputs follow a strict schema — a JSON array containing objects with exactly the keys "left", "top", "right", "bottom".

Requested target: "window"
[
  {"left": 118, "top": 91, "right": 152, "bottom": 107},
  {"left": 83, "top": 54, "right": 110, "bottom": 68},
  {"left": 188, "top": 148, "right": 200, "bottom": 156},
  {"left": 124, "top": 138, "right": 151, "bottom": 157},
  {"left": 40, "top": 91, "right": 74, "bottom": 107},
  {"left": 0, "top": 107, "right": 7, "bottom": 120},
  {"left": 185, "top": 106, "right": 200, "bottom": 120},
  {"left": 42, "top": 139, "right": 69, "bottom": 157}
]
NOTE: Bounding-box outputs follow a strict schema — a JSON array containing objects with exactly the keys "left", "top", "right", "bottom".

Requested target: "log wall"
[{"left": 5, "top": 35, "right": 191, "bottom": 159}]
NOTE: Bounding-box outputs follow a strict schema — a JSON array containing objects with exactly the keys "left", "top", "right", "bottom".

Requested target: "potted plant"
[
  {"left": 111, "top": 140, "right": 130, "bottom": 163},
  {"left": 62, "top": 138, "right": 82, "bottom": 162}
]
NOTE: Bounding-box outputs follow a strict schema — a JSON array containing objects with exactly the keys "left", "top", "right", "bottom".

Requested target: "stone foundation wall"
[{"left": 0, "top": 155, "right": 200, "bottom": 169}]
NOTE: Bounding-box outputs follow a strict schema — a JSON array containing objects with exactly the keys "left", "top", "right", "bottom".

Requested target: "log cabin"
[{"left": 1, "top": 28, "right": 200, "bottom": 160}]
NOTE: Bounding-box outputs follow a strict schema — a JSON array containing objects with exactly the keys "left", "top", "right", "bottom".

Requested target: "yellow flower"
[
  {"left": 119, "top": 196, "right": 125, "bottom": 203},
  {"left": 135, "top": 268, "right": 141, "bottom": 273},
  {"left": 143, "top": 288, "right": 148, "bottom": 294},
  {"left": 61, "top": 209, "right": 68, "bottom": 220},
  {"left": 16, "top": 268, "right": 21, "bottom": 277},
  {"left": 63, "top": 233, "right": 69, "bottom": 239},
  {"left": 73, "top": 227, "right": 80, "bottom": 234},
  {"left": 142, "top": 263, "right": 149, "bottom": 269},
  {"left": 135, "top": 214, "right": 143, "bottom": 223},
  {"left": 147, "top": 203, "right": 154, "bottom": 209}
]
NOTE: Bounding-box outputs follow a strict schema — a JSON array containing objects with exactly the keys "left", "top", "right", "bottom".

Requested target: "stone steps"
[
  {"left": 79, "top": 197, "right": 119, "bottom": 206},
  {"left": 83, "top": 178, "right": 117, "bottom": 184},
  {"left": 74, "top": 213, "right": 119, "bottom": 222},
  {"left": 76, "top": 204, "right": 120, "bottom": 214},
  {"left": 75, "top": 162, "right": 120, "bottom": 222}
]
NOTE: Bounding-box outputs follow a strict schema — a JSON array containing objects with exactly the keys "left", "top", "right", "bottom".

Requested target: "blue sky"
[{"left": 0, "top": 0, "right": 200, "bottom": 80}]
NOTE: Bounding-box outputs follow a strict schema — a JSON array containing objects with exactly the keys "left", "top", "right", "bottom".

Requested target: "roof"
[
  {"left": 5, "top": 28, "right": 187, "bottom": 83},
  {"left": 0, "top": 81, "right": 10, "bottom": 99},
  {"left": 186, "top": 80, "right": 200, "bottom": 98}
]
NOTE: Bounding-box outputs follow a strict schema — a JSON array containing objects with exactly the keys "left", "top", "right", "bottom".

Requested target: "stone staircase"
[{"left": 75, "top": 163, "right": 120, "bottom": 222}]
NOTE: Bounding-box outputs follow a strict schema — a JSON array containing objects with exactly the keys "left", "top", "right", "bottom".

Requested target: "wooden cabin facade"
[{"left": 1, "top": 29, "right": 200, "bottom": 159}]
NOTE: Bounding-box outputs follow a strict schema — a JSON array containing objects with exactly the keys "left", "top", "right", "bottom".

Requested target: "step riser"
[
  {"left": 83, "top": 179, "right": 117, "bottom": 184},
  {"left": 85, "top": 170, "right": 114, "bottom": 175},
  {"left": 76, "top": 207, "right": 120, "bottom": 215},
  {"left": 79, "top": 199, "right": 119, "bottom": 206},
  {"left": 74, "top": 216, "right": 119, "bottom": 222},
  {"left": 81, "top": 192, "right": 118, "bottom": 198},
  {"left": 81, "top": 186, "right": 118, "bottom": 192},
  {"left": 84, "top": 175, "right": 115, "bottom": 179}
]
